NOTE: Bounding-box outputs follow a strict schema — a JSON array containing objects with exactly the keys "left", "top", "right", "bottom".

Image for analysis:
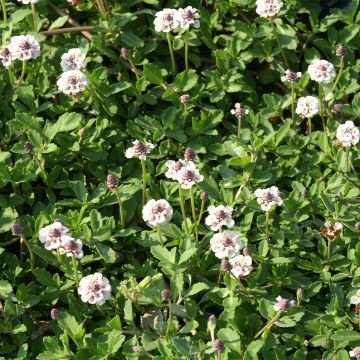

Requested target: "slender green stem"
[
  {"left": 13, "top": 61, "right": 27, "bottom": 92},
  {"left": 327, "top": 239, "right": 331, "bottom": 264},
  {"left": 184, "top": 28, "right": 189, "bottom": 71},
  {"left": 217, "top": 266, "right": 222, "bottom": 285},
  {"left": 254, "top": 311, "right": 282, "bottom": 339},
  {"left": 20, "top": 236, "right": 35, "bottom": 271},
  {"left": 179, "top": 185, "right": 190, "bottom": 235},
  {"left": 291, "top": 83, "right": 295, "bottom": 126},
  {"left": 167, "top": 32, "right": 177, "bottom": 75},
  {"left": 270, "top": 19, "right": 289, "bottom": 69},
  {"left": 232, "top": 184, "right": 244, "bottom": 208},
  {"left": 346, "top": 148, "right": 356, "bottom": 173},
  {"left": 7, "top": 66, "right": 15, "bottom": 87},
  {"left": 31, "top": 3, "right": 37, "bottom": 31},
  {"left": 141, "top": 159, "right": 147, "bottom": 209},
  {"left": 72, "top": 255, "right": 80, "bottom": 288},
  {"left": 115, "top": 189, "right": 125, "bottom": 229},
  {"left": 157, "top": 225, "right": 164, "bottom": 246},
  {"left": 265, "top": 211, "right": 270, "bottom": 242},
  {"left": 0, "top": 237, "right": 19, "bottom": 247},
  {"left": 330, "top": 57, "right": 344, "bottom": 95},
  {"left": 95, "top": 0, "right": 107, "bottom": 17},
  {"left": 190, "top": 187, "right": 198, "bottom": 240},
  {"left": 197, "top": 199, "right": 205, "bottom": 227},
  {"left": 34, "top": 154, "right": 48, "bottom": 184},
  {"left": 237, "top": 116, "right": 241, "bottom": 139},
  {"left": 1, "top": 0, "right": 7, "bottom": 27},
  {"left": 128, "top": 56, "right": 139, "bottom": 80},
  {"left": 318, "top": 85, "right": 326, "bottom": 133},
  {"left": 56, "top": 249, "right": 62, "bottom": 265},
  {"left": 165, "top": 301, "right": 172, "bottom": 338},
  {"left": 307, "top": 117, "right": 312, "bottom": 135}
]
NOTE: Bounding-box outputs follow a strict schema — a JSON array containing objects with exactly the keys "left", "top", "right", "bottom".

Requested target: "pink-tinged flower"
[
  {"left": 59, "top": 235, "right": 84, "bottom": 259},
  {"left": 295, "top": 96, "right": 319, "bottom": 118},
  {"left": 351, "top": 290, "right": 360, "bottom": 305},
  {"left": 231, "top": 103, "right": 249, "bottom": 117},
  {"left": 154, "top": 9, "right": 180, "bottom": 33},
  {"left": 9, "top": 35, "right": 41, "bottom": 61},
  {"left": 0, "top": 47, "right": 12, "bottom": 67},
  {"left": 255, "top": 0, "right": 283, "bottom": 18},
  {"left": 178, "top": 7, "right": 200, "bottom": 30},
  {"left": 165, "top": 159, "right": 186, "bottom": 180},
  {"left": 273, "top": 296, "right": 296, "bottom": 312},
  {"left": 142, "top": 199, "right": 173, "bottom": 226},
  {"left": 61, "top": 48, "right": 86, "bottom": 71},
  {"left": 210, "top": 231, "right": 244, "bottom": 259},
  {"left": 177, "top": 161, "right": 203, "bottom": 189},
  {"left": 78, "top": 273, "right": 111, "bottom": 305},
  {"left": 281, "top": 70, "right": 302, "bottom": 83},
  {"left": 336, "top": 121, "right": 360, "bottom": 148},
  {"left": 125, "top": 140, "right": 154, "bottom": 161},
  {"left": 205, "top": 205, "right": 235, "bottom": 231},
  {"left": 229, "top": 255, "right": 253, "bottom": 278},
  {"left": 349, "top": 347, "right": 360, "bottom": 358},
  {"left": 57, "top": 70, "right": 88, "bottom": 95},
  {"left": 308, "top": 60, "right": 336, "bottom": 84},
  {"left": 39, "top": 221, "right": 70, "bottom": 250},
  {"left": 254, "top": 186, "right": 283, "bottom": 212}
]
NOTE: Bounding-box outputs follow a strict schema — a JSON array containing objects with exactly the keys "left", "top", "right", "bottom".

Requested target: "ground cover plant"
[{"left": 1, "top": 0, "right": 360, "bottom": 358}]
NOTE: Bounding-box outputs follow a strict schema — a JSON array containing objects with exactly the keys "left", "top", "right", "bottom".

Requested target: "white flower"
[
  {"left": 59, "top": 235, "right": 84, "bottom": 259},
  {"left": 125, "top": 140, "right": 154, "bottom": 161},
  {"left": 178, "top": 7, "right": 200, "bottom": 30},
  {"left": 165, "top": 159, "right": 186, "bottom": 180},
  {"left": 351, "top": 290, "right": 360, "bottom": 305},
  {"left": 254, "top": 186, "right": 283, "bottom": 212},
  {"left": 273, "top": 296, "right": 296, "bottom": 311},
  {"left": 9, "top": 35, "right": 41, "bottom": 61},
  {"left": 57, "top": 70, "right": 88, "bottom": 95},
  {"left": 281, "top": 70, "right": 302, "bottom": 83},
  {"left": 230, "top": 103, "right": 249, "bottom": 117},
  {"left": 0, "top": 47, "right": 12, "bottom": 67},
  {"left": 255, "top": 0, "right": 283, "bottom": 18},
  {"left": 336, "top": 121, "right": 360, "bottom": 148},
  {"left": 17, "top": 0, "right": 39, "bottom": 3},
  {"left": 177, "top": 161, "right": 203, "bottom": 189},
  {"left": 350, "top": 347, "right": 360, "bottom": 358},
  {"left": 210, "top": 231, "right": 244, "bottom": 259},
  {"left": 229, "top": 255, "right": 253, "bottom": 278},
  {"left": 39, "top": 221, "right": 70, "bottom": 250},
  {"left": 154, "top": 8, "right": 180, "bottom": 33},
  {"left": 60, "top": 48, "right": 86, "bottom": 71},
  {"left": 78, "top": 273, "right": 111, "bottom": 305},
  {"left": 205, "top": 205, "right": 235, "bottom": 231},
  {"left": 142, "top": 199, "right": 173, "bottom": 226},
  {"left": 308, "top": 60, "right": 336, "bottom": 84},
  {"left": 295, "top": 96, "right": 320, "bottom": 118},
  {"left": 321, "top": 221, "right": 343, "bottom": 241}
]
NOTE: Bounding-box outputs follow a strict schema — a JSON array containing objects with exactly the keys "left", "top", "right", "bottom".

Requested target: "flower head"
[
  {"left": 210, "top": 231, "right": 244, "bottom": 259},
  {"left": 0, "top": 47, "right": 12, "bottom": 67},
  {"left": 336, "top": 45, "right": 347, "bottom": 57},
  {"left": 205, "top": 205, "right": 235, "bottom": 231},
  {"left": 59, "top": 235, "right": 84, "bottom": 259},
  {"left": 39, "top": 221, "right": 70, "bottom": 250},
  {"left": 273, "top": 296, "right": 296, "bottom": 312},
  {"left": 295, "top": 96, "right": 320, "bottom": 118},
  {"left": 349, "top": 347, "right": 360, "bottom": 358},
  {"left": 125, "top": 140, "right": 154, "bottom": 161},
  {"left": 106, "top": 174, "right": 119, "bottom": 190},
  {"left": 165, "top": 159, "right": 186, "bottom": 180},
  {"left": 255, "top": 0, "right": 283, "bottom": 18},
  {"left": 231, "top": 103, "right": 249, "bottom": 117},
  {"left": 351, "top": 290, "right": 360, "bottom": 305},
  {"left": 336, "top": 121, "right": 359, "bottom": 148},
  {"left": 254, "top": 186, "right": 283, "bottom": 212},
  {"left": 308, "top": 60, "right": 336, "bottom": 84},
  {"left": 320, "top": 221, "right": 343, "bottom": 241},
  {"left": 9, "top": 35, "right": 41, "bottom": 61},
  {"left": 57, "top": 70, "right": 88, "bottom": 95},
  {"left": 11, "top": 223, "right": 23, "bottom": 236},
  {"left": 180, "top": 94, "right": 190, "bottom": 103},
  {"left": 177, "top": 161, "right": 203, "bottom": 189},
  {"left": 78, "top": 273, "right": 111, "bottom": 305},
  {"left": 61, "top": 48, "right": 86, "bottom": 71},
  {"left": 178, "top": 7, "right": 200, "bottom": 30},
  {"left": 142, "top": 199, "right": 173, "bottom": 226},
  {"left": 154, "top": 9, "right": 180, "bottom": 33},
  {"left": 229, "top": 255, "right": 253, "bottom": 278},
  {"left": 281, "top": 70, "right": 302, "bottom": 83}
]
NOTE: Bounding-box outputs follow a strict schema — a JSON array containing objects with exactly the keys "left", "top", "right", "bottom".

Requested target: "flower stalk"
[
  {"left": 140, "top": 159, "right": 147, "bottom": 209},
  {"left": 178, "top": 185, "right": 190, "bottom": 235},
  {"left": 184, "top": 28, "right": 190, "bottom": 71},
  {"left": 1, "top": 0, "right": 7, "bottom": 27},
  {"left": 190, "top": 187, "right": 198, "bottom": 240},
  {"left": 20, "top": 235, "right": 35, "bottom": 271},
  {"left": 114, "top": 188, "right": 125, "bottom": 229},
  {"left": 254, "top": 311, "right": 282, "bottom": 339},
  {"left": 157, "top": 225, "right": 164, "bottom": 246},
  {"left": 166, "top": 32, "right": 177, "bottom": 75},
  {"left": 269, "top": 19, "right": 289, "bottom": 69}
]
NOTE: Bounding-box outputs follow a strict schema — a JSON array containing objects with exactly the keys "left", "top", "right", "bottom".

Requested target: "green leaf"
[
  {"left": 174, "top": 70, "right": 198, "bottom": 91},
  {"left": 186, "top": 282, "right": 209, "bottom": 296},
  {"left": 150, "top": 245, "right": 175, "bottom": 264},
  {"left": 143, "top": 63, "right": 163, "bottom": 85},
  {"left": 33, "top": 268, "right": 59, "bottom": 288},
  {"left": 95, "top": 243, "right": 117, "bottom": 263},
  {"left": 121, "top": 32, "right": 144, "bottom": 48},
  {"left": 49, "top": 16, "right": 69, "bottom": 30}
]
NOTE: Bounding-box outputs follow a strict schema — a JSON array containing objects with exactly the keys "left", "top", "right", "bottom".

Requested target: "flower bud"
[
  {"left": 356, "top": 222, "right": 360, "bottom": 231},
  {"left": 243, "top": 247, "right": 251, "bottom": 256},
  {"left": 220, "top": 259, "right": 232, "bottom": 272},
  {"left": 107, "top": 174, "right": 119, "bottom": 190},
  {"left": 24, "top": 141, "right": 34, "bottom": 153},
  {"left": 207, "top": 314, "right": 217, "bottom": 331},
  {"left": 180, "top": 94, "right": 190, "bottom": 103},
  {"left": 132, "top": 346, "right": 142, "bottom": 353},
  {"left": 297, "top": 288, "right": 304, "bottom": 299},
  {"left": 200, "top": 192, "right": 208, "bottom": 201},
  {"left": 161, "top": 289, "right": 171, "bottom": 301},
  {"left": 50, "top": 308, "right": 60, "bottom": 320},
  {"left": 332, "top": 102, "right": 342, "bottom": 113},
  {"left": 212, "top": 339, "right": 224, "bottom": 352},
  {"left": 336, "top": 45, "right": 347, "bottom": 57},
  {"left": 11, "top": 223, "right": 23, "bottom": 236},
  {"left": 121, "top": 47, "right": 130, "bottom": 58},
  {"left": 184, "top": 148, "right": 196, "bottom": 161}
]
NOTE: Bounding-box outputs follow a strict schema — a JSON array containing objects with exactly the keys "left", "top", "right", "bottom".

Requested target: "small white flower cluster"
[
  {"left": 273, "top": 296, "right": 296, "bottom": 312},
  {"left": 142, "top": 199, "right": 173, "bottom": 226},
  {"left": 125, "top": 140, "right": 154, "bottom": 161},
  {"left": 308, "top": 59, "right": 336, "bottom": 84},
  {"left": 281, "top": 70, "right": 302, "bottom": 83},
  {"left": 57, "top": 48, "right": 88, "bottom": 95},
  {"left": 336, "top": 121, "right": 360, "bottom": 148},
  {"left": 231, "top": 103, "right": 249, "bottom": 117},
  {"left": 39, "top": 220, "right": 84, "bottom": 259},
  {"left": 154, "top": 6, "right": 200, "bottom": 33},
  {"left": 78, "top": 273, "right": 111, "bottom": 305},
  {"left": 255, "top": 0, "right": 283, "bottom": 19},
  {"left": 165, "top": 159, "right": 203, "bottom": 189},
  {"left": 296, "top": 96, "right": 320, "bottom": 118},
  {"left": 205, "top": 205, "right": 234, "bottom": 231},
  {"left": 254, "top": 186, "right": 283, "bottom": 212},
  {"left": 0, "top": 35, "right": 40, "bottom": 68},
  {"left": 17, "top": 0, "right": 39, "bottom": 4}
]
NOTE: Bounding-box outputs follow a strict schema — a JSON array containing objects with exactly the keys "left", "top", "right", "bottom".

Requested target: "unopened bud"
[
  {"left": 200, "top": 192, "right": 208, "bottom": 201},
  {"left": 212, "top": 339, "right": 224, "bottom": 352},
  {"left": 11, "top": 223, "right": 23, "bottom": 236},
  {"left": 184, "top": 148, "right": 196, "bottom": 161},
  {"left": 220, "top": 259, "right": 232, "bottom": 272},
  {"left": 24, "top": 141, "right": 34, "bottom": 153},
  {"left": 50, "top": 308, "right": 60, "bottom": 320},
  {"left": 180, "top": 94, "right": 190, "bottom": 103},
  {"left": 132, "top": 345, "right": 142, "bottom": 353},
  {"left": 161, "top": 289, "right": 171, "bottom": 301},
  {"left": 336, "top": 45, "right": 347, "bottom": 57},
  {"left": 121, "top": 48, "right": 130, "bottom": 58},
  {"left": 207, "top": 315, "right": 217, "bottom": 331},
  {"left": 243, "top": 247, "right": 251, "bottom": 256},
  {"left": 332, "top": 102, "right": 342, "bottom": 113},
  {"left": 107, "top": 174, "right": 118, "bottom": 190},
  {"left": 356, "top": 222, "right": 360, "bottom": 230}
]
